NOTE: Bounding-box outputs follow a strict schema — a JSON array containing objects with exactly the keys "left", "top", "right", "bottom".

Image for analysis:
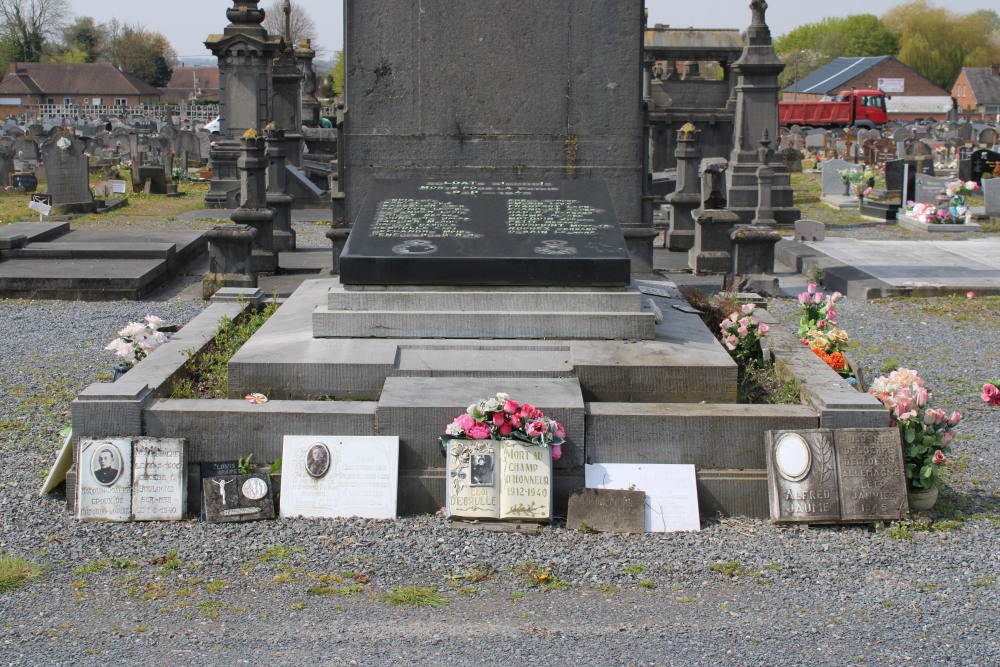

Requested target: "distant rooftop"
[{"left": 783, "top": 57, "right": 890, "bottom": 95}]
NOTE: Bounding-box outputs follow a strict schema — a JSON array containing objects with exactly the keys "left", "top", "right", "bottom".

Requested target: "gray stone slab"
[
  {"left": 585, "top": 403, "right": 818, "bottom": 469},
  {"left": 203, "top": 474, "right": 275, "bottom": 523},
  {"left": 913, "top": 174, "right": 951, "bottom": 205},
  {"left": 566, "top": 488, "right": 645, "bottom": 533},
  {"left": 0, "top": 221, "right": 69, "bottom": 243},
  {"left": 821, "top": 159, "right": 856, "bottom": 196},
  {"left": 10, "top": 242, "right": 177, "bottom": 260},
  {"left": 984, "top": 178, "right": 1000, "bottom": 218},
  {"left": 794, "top": 219, "right": 825, "bottom": 242},
  {"left": 77, "top": 438, "right": 133, "bottom": 521},
  {"left": 131, "top": 437, "right": 186, "bottom": 521},
  {"left": 819, "top": 194, "right": 859, "bottom": 210},
  {"left": 327, "top": 289, "right": 643, "bottom": 313},
  {"left": 378, "top": 376, "right": 584, "bottom": 470},
  {"left": 312, "top": 308, "right": 656, "bottom": 340},
  {"left": 897, "top": 216, "right": 983, "bottom": 234}
]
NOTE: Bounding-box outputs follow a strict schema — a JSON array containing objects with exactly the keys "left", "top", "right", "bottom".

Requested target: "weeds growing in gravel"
[
  {"left": 514, "top": 562, "right": 570, "bottom": 590},
  {"left": 382, "top": 586, "right": 448, "bottom": 607},
  {"left": 0, "top": 555, "right": 42, "bottom": 592}
]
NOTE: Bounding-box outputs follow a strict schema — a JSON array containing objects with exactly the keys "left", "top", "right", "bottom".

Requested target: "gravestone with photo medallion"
[
  {"left": 279, "top": 435, "right": 399, "bottom": 519},
  {"left": 77, "top": 438, "right": 133, "bottom": 521},
  {"left": 766, "top": 428, "right": 907, "bottom": 523}
]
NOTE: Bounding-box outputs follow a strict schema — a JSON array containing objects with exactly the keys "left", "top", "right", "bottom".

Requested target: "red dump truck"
[{"left": 779, "top": 89, "right": 888, "bottom": 130}]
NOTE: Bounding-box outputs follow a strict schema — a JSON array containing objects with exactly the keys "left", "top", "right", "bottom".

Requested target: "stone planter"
[{"left": 907, "top": 485, "right": 938, "bottom": 511}]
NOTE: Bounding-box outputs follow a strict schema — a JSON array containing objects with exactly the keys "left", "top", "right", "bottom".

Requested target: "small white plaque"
[
  {"left": 131, "top": 437, "right": 186, "bottom": 521},
  {"left": 585, "top": 463, "right": 701, "bottom": 532},
  {"left": 77, "top": 438, "right": 133, "bottom": 521},
  {"left": 110, "top": 179, "right": 127, "bottom": 194},
  {"left": 280, "top": 436, "right": 399, "bottom": 519},
  {"left": 27, "top": 199, "right": 52, "bottom": 215}
]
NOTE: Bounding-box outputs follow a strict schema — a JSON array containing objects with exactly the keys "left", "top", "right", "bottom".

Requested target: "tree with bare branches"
[
  {"left": 0, "top": 0, "right": 70, "bottom": 62},
  {"left": 262, "top": 0, "right": 318, "bottom": 48}
]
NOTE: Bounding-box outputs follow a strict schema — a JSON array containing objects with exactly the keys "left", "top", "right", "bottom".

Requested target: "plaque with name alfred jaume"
[
  {"left": 339, "top": 179, "right": 632, "bottom": 287},
  {"left": 766, "top": 429, "right": 907, "bottom": 523}
]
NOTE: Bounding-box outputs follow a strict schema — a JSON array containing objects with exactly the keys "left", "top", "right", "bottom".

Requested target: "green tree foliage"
[
  {"left": 103, "top": 22, "right": 177, "bottom": 87},
  {"left": 882, "top": 1, "right": 1000, "bottom": 88},
  {"left": 59, "top": 16, "right": 103, "bottom": 63},
  {"left": 775, "top": 14, "right": 898, "bottom": 90},
  {"left": 0, "top": 0, "right": 69, "bottom": 63}
]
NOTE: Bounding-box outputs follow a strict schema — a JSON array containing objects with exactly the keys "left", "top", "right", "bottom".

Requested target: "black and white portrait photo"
[
  {"left": 305, "top": 442, "right": 331, "bottom": 478},
  {"left": 92, "top": 443, "right": 122, "bottom": 486},
  {"left": 469, "top": 453, "right": 494, "bottom": 486}
]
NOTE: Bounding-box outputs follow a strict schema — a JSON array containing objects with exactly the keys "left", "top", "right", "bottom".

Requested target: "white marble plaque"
[
  {"left": 77, "top": 438, "right": 132, "bottom": 521},
  {"left": 446, "top": 439, "right": 501, "bottom": 519},
  {"left": 280, "top": 436, "right": 399, "bottom": 519},
  {"left": 498, "top": 441, "right": 552, "bottom": 521},
  {"left": 585, "top": 463, "right": 701, "bottom": 532},
  {"left": 131, "top": 438, "right": 186, "bottom": 521}
]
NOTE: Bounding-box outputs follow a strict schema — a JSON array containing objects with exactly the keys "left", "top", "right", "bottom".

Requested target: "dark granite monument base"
[
  {"left": 340, "top": 179, "right": 633, "bottom": 287},
  {"left": 859, "top": 200, "right": 901, "bottom": 221}
]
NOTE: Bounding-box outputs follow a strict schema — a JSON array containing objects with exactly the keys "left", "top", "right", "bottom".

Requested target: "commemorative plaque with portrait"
[
  {"left": 445, "top": 439, "right": 553, "bottom": 522},
  {"left": 77, "top": 438, "right": 133, "bottom": 521}
]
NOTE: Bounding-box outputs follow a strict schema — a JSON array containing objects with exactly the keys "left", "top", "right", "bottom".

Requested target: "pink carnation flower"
[
  {"left": 526, "top": 420, "right": 547, "bottom": 438},
  {"left": 982, "top": 383, "right": 1000, "bottom": 406},
  {"left": 467, "top": 423, "right": 491, "bottom": 439}
]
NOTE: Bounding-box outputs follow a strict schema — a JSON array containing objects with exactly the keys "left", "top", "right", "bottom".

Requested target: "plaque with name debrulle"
[{"left": 339, "top": 179, "right": 632, "bottom": 287}]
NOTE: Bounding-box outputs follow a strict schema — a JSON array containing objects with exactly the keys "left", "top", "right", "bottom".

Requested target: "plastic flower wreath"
[
  {"left": 104, "top": 315, "right": 168, "bottom": 366},
  {"left": 443, "top": 392, "right": 565, "bottom": 461}
]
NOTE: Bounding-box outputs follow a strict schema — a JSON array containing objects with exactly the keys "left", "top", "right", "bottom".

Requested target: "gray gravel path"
[{"left": 1, "top": 225, "right": 999, "bottom": 666}]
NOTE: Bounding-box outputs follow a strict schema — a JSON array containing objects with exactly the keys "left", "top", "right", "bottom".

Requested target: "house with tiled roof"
[
  {"left": 160, "top": 66, "right": 220, "bottom": 104},
  {"left": 0, "top": 62, "right": 161, "bottom": 117},
  {"left": 952, "top": 65, "right": 1000, "bottom": 121},
  {"left": 783, "top": 56, "right": 953, "bottom": 121}
]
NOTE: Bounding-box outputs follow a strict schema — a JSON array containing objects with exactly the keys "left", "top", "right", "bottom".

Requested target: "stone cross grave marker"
[
  {"left": 585, "top": 463, "right": 701, "bottom": 532},
  {"left": 77, "top": 438, "right": 133, "bottom": 522},
  {"left": 280, "top": 435, "right": 399, "bottom": 519},
  {"left": 766, "top": 428, "right": 907, "bottom": 523}
]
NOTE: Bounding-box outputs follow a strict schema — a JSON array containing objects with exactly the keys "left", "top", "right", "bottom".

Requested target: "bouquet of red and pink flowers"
[{"left": 444, "top": 393, "right": 565, "bottom": 461}]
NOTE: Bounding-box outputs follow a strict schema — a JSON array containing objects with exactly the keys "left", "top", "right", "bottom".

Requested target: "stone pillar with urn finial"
[
  {"left": 727, "top": 129, "right": 782, "bottom": 294},
  {"left": 665, "top": 122, "right": 702, "bottom": 251},
  {"left": 231, "top": 131, "right": 277, "bottom": 274}
]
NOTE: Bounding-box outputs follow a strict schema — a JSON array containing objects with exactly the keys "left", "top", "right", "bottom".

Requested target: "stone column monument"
[
  {"left": 665, "top": 123, "right": 702, "bottom": 251},
  {"left": 296, "top": 39, "right": 321, "bottom": 129},
  {"left": 270, "top": 0, "right": 304, "bottom": 168},
  {"left": 725, "top": 0, "right": 799, "bottom": 226},
  {"left": 231, "top": 133, "right": 278, "bottom": 274},
  {"left": 264, "top": 124, "right": 296, "bottom": 252},
  {"left": 204, "top": 0, "right": 282, "bottom": 208}
]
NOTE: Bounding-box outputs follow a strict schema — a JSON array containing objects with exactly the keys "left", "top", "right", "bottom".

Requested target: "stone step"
[
  {"left": 312, "top": 307, "right": 657, "bottom": 340},
  {"left": 7, "top": 242, "right": 177, "bottom": 259},
  {"left": 328, "top": 289, "right": 643, "bottom": 313}
]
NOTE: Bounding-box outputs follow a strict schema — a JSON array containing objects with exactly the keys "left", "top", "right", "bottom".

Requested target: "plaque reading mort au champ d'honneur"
[{"left": 339, "top": 179, "right": 632, "bottom": 286}]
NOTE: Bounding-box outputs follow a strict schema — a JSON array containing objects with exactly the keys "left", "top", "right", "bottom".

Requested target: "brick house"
[
  {"left": 159, "top": 66, "right": 220, "bottom": 104},
  {"left": 0, "top": 62, "right": 161, "bottom": 118},
  {"left": 951, "top": 65, "right": 1000, "bottom": 122},
  {"left": 783, "top": 56, "right": 953, "bottom": 121}
]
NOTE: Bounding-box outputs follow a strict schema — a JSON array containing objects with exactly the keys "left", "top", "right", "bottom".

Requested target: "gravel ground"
[{"left": 1, "top": 222, "right": 999, "bottom": 666}]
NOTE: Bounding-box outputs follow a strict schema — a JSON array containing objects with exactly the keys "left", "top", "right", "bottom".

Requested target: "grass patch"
[
  {"left": 514, "top": 562, "right": 571, "bottom": 591},
  {"left": 445, "top": 561, "right": 495, "bottom": 585},
  {"left": 73, "top": 560, "right": 109, "bottom": 576},
  {"left": 623, "top": 564, "right": 647, "bottom": 576},
  {"left": 258, "top": 545, "right": 294, "bottom": 564},
  {"left": 170, "top": 298, "right": 280, "bottom": 399},
  {"left": 382, "top": 586, "right": 448, "bottom": 607},
  {"left": 0, "top": 556, "right": 42, "bottom": 593},
  {"left": 708, "top": 561, "right": 772, "bottom": 584}
]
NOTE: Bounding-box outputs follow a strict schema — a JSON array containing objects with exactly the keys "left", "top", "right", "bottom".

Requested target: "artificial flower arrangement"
[
  {"left": 906, "top": 201, "right": 969, "bottom": 225},
  {"left": 104, "top": 315, "right": 168, "bottom": 367},
  {"left": 443, "top": 393, "right": 565, "bottom": 461},
  {"left": 718, "top": 303, "right": 769, "bottom": 369},
  {"left": 982, "top": 381, "right": 1000, "bottom": 407},
  {"left": 796, "top": 284, "right": 855, "bottom": 380},
  {"left": 869, "top": 368, "right": 961, "bottom": 491},
  {"left": 838, "top": 164, "right": 877, "bottom": 199}
]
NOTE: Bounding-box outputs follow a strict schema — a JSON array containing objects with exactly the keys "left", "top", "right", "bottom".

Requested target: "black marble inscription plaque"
[
  {"left": 340, "top": 179, "right": 632, "bottom": 286},
  {"left": 969, "top": 150, "right": 1000, "bottom": 186},
  {"left": 203, "top": 474, "right": 275, "bottom": 523},
  {"left": 835, "top": 429, "right": 907, "bottom": 521}
]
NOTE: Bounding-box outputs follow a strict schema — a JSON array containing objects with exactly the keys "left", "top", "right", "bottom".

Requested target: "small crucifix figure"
[{"left": 213, "top": 478, "right": 233, "bottom": 505}]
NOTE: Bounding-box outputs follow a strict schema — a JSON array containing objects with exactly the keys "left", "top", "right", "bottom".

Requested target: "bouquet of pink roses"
[
  {"left": 982, "top": 381, "right": 1000, "bottom": 406},
  {"left": 444, "top": 392, "right": 565, "bottom": 461}
]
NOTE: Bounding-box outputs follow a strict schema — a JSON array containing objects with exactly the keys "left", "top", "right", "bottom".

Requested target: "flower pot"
[
  {"left": 112, "top": 363, "right": 131, "bottom": 381},
  {"left": 908, "top": 485, "right": 938, "bottom": 512}
]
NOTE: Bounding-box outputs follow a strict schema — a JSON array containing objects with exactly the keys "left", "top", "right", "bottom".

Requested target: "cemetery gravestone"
[
  {"left": 766, "top": 429, "right": 907, "bottom": 523},
  {"left": 983, "top": 178, "right": 1000, "bottom": 218},
  {"left": 41, "top": 135, "right": 96, "bottom": 213},
  {"left": 969, "top": 150, "right": 1000, "bottom": 185},
  {"left": 0, "top": 149, "right": 13, "bottom": 186},
  {"left": 821, "top": 159, "right": 857, "bottom": 196},
  {"left": 131, "top": 438, "right": 186, "bottom": 521},
  {"left": 913, "top": 173, "right": 951, "bottom": 205},
  {"left": 279, "top": 436, "right": 399, "bottom": 519},
  {"left": 585, "top": 463, "right": 701, "bottom": 532},
  {"left": 203, "top": 473, "right": 275, "bottom": 523},
  {"left": 339, "top": 179, "right": 632, "bottom": 287},
  {"left": 77, "top": 438, "right": 133, "bottom": 521}
]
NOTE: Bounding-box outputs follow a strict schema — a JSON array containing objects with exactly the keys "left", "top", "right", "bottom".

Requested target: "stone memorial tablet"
[
  {"left": 280, "top": 435, "right": 399, "bottom": 519},
  {"left": 983, "top": 178, "right": 1000, "bottom": 218},
  {"left": 203, "top": 474, "right": 275, "bottom": 523},
  {"left": 498, "top": 440, "right": 552, "bottom": 521},
  {"left": 820, "top": 159, "right": 856, "bottom": 196},
  {"left": 585, "top": 463, "right": 701, "bottom": 532},
  {"left": 969, "top": 149, "right": 1000, "bottom": 185},
  {"left": 340, "top": 179, "right": 632, "bottom": 287},
  {"left": 41, "top": 135, "right": 95, "bottom": 211},
  {"left": 913, "top": 174, "right": 951, "bottom": 205},
  {"left": 132, "top": 437, "right": 186, "bottom": 521},
  {"left": 566, "top": 488, "right": 646, "bottom": 533},
  {"left": 77, "top": 438, "right": 132, "bottom": 521},
  {"left": 766, "top": 430, "right": 840, "bottom": 522},
  {"left": 835, "top": 429, "right": 907, "bottom": 521}
]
